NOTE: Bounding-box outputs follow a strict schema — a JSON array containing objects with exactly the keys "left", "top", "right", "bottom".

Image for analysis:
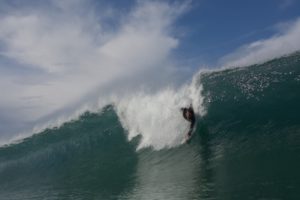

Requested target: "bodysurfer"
[{"left": 181, "top": 105, "right": 195, "bottom": 141}]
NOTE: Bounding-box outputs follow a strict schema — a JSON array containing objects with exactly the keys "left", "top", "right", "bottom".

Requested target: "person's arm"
[
  {"left": 187, "top": 118, "right": 195, "bottom": 136},
  {"left": 190, "top": 118, "right": 195, "bottom": 129},
  {"left": 181, "top": 108, "right": 188, "bottom": 120},
  {"left": 187, "top": 130, "right": 192, "bottom": 137}
]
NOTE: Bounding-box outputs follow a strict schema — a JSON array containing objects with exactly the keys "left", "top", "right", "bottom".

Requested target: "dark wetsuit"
[{"left": 182, "top": 106, "right": 195, "bottom": 136}]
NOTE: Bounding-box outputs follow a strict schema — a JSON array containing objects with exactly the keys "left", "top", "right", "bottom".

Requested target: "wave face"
[{"left": 1, "top": 53, "right": 300, "bottom": 199}]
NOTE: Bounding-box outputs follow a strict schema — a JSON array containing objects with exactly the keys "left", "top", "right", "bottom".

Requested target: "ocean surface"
[{"left": 1, "top": 53, "right": 300, "bottom": 200}]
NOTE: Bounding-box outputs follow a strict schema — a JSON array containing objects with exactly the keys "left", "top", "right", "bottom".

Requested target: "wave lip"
[{"left": 115, "top": 73, "right": 205, "bottom": 150}]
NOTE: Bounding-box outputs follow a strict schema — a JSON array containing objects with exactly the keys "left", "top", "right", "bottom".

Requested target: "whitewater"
[
  {"left": 0, "top": 52, "right": 300, "bottom": 200},
  {"left": 2, "top": 67, "right": 205, "bottom": 150}
]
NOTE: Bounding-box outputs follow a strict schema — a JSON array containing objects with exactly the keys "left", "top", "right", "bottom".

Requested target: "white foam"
[
  {"left": 114, "top": 74, "right": 205, "bottom": 150},
  {"left": 1, "top": 72, "right": 205, "bottom": 150}
]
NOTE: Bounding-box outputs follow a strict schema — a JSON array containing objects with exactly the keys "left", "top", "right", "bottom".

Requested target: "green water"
[{"left": 0, "top": 53, "right": 300, "bottom": 199}]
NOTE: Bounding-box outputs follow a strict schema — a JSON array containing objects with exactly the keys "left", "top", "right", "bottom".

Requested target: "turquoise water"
[{"left": 0, "top": 53, "right": 300, "bottom": 199}]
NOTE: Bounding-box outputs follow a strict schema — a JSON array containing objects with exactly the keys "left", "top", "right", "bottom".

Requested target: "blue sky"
[
  {"left": 0, "top": 0, "right": 300, "bottom": 143},
  {"left": 175, "top": 0, "right": 300, "bottom": 64}
]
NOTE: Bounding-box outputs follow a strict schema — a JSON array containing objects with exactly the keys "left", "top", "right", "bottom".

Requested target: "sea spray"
[
  {"left": 115, "top": 74, "right": 205, "bottom": 150},
  {"left": 0, "top": 53, "right": 300, "bottom": 199}
]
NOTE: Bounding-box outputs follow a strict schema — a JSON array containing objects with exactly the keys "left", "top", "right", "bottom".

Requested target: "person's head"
[{"left": 186, "top": 110, "right": 192, "bottom": 120}]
